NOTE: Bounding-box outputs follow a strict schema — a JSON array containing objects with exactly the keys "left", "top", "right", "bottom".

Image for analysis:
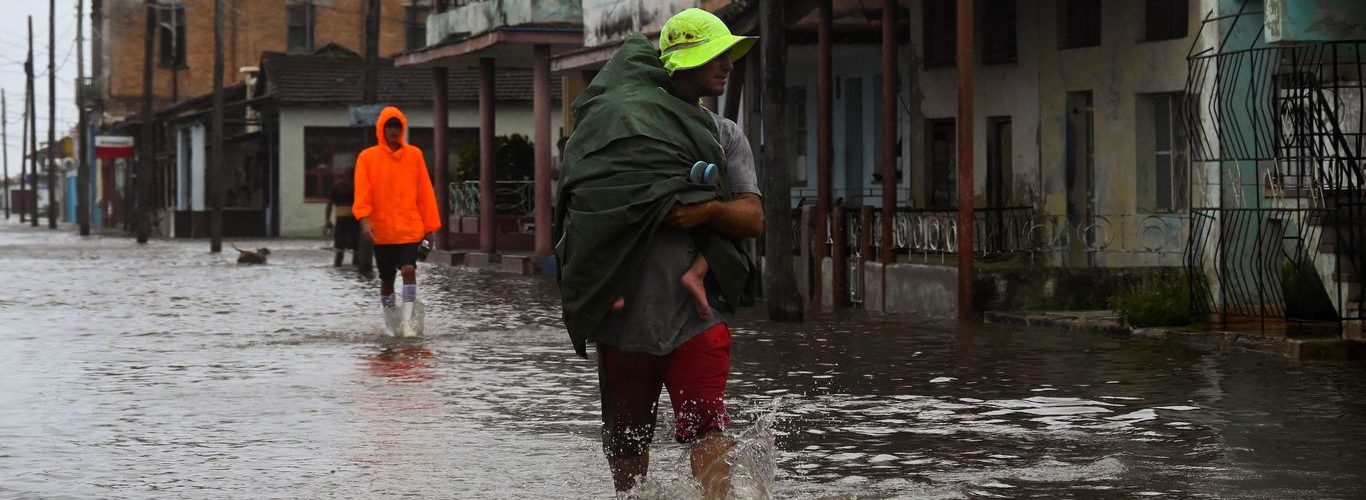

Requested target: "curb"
[{"left": 984, "top": 311, "right": 1366, "bottom": 361}]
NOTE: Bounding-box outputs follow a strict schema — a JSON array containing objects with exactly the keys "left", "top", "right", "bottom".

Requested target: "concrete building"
[{"left": 97, "top": 0, "right": 433, "bottom": 119}]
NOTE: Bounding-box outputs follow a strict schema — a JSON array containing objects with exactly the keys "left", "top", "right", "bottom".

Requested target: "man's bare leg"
[
  {"left": 680, "top": 255, "right": 711, "bottom": 320},
  {"left": 691, "top": 431, "right": 731, "bottom": 499},
  {"left": 608, "top": 454, "right": 650, "bottom": 493}
]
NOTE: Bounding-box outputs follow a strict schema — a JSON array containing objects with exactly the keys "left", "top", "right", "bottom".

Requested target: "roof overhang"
[
  {"left": 550, "top": 33, "right": 659, "bottom": 73},
  {"left": 394, "top": 27, "right": 585, "bottom": 70}
]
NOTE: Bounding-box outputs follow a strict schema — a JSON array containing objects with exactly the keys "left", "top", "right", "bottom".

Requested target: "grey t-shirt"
[{"left": 595, "top": 111, "right": 761, "bottom": 355}]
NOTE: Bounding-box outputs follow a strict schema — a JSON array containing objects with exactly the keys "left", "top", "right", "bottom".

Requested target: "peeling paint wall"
[
  {"left": 1035, "top": 0, "right": 1214, "bottom": 267},
  {"left": 908, "top": 0, "right": 1043, "bottom": 213},
  {"left": 1264, "top": 0, "right": 1366, "bottom": 43},
  {"left": 582, "top": 0, "right": 697, "bottom": 47},
  {"left": 428, "top": 0, "right": 584, "bottom": 44}
]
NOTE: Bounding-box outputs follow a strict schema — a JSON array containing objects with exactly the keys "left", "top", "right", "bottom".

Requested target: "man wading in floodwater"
[
  {"left": 354, "top": 106, "right": 441, "bottom": 337},
  {"left": 554, "top": 8, "right": 762, "bottom": 498}
]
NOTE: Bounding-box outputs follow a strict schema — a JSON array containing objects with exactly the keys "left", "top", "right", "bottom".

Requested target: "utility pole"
[
  {"left": 355, "top": 0, "right": 380, "bottom": 273},
  {"left": 28, "top": 17, "right": 39, "bottom": 227},
  {"left": 760, "top": 0, "right": 804, "bottom": 322},
  {"left": 209, "top": 0, "right": 224, "bottom": 252},
  {"left": 956, "top": 0, "right": 975, "bottom": 320},
  {"left": 48, "top": 0, "right": 58, "bottom": 229},
  {"left": 20, "top": 81, "right": 29, "bottom": 224},
  {"left": 3, "top": 90, "right": 8, "bottom": 220},
  {"left": 78, "top": 0, "right": 90, "bottom": 236},
  {"left": 137, "top": 1, "right": 154, "bottom": 243},
  {"left": 92, "top": 0, "right": 104, "bottom": 230}
]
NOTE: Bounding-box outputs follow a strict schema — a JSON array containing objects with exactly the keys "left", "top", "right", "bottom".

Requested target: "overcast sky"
[{"left": 0, "top": 0, "right": 88, "bottom": 181}]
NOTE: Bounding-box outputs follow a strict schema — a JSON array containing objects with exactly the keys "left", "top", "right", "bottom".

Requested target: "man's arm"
[{"left": 665, "top": 193, "right": 763, "bottom": 239}]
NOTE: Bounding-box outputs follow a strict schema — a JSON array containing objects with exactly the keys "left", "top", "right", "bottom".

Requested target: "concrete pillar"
[
  {"left": 479, "top": 57, "right": 496, "bottom": 255},
  {"left": 533, "top": 45, "right": 552, "bottom": 256},
  {"left": 881, "top": 0, "right": 899, "bottom": 312},
  {"left": 433, "top": 66, "right": 449, "bottom": 250},
  {"left": 956, "top": 0, "right": 975, "bottom": 320},
  {"left": 815, "top": 0, "right": 833, "bottom": 310}
]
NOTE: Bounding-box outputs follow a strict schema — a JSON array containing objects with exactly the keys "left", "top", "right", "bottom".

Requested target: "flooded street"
[{"left": 3, "top": 220, "right": 1366, "bottom": 499}]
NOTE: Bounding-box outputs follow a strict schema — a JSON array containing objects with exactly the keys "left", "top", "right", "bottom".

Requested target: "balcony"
[{"left": 427, "top": 0, "right": 583, "bottom": 47}]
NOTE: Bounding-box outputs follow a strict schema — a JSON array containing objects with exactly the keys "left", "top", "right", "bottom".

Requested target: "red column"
[
  {"left": 815, "top": 0, "right": 833, "bottom": 310},
  {"left": 956, "top": 0, "right": 975, "bottom": 320},
  {"left": 881, "top": 0, "right": 898, "bottom": 267},
  {"left": 433, "top": 66, "right": 449, "bottom": 250},
  {"left": 479, "top": 57, "right": 497, "bottom": 255},
  {"left": 533, "top": 45, "right": 552, "bottom": 256}
]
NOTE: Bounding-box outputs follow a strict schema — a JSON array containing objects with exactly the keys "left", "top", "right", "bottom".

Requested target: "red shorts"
[{"left": 596, "top": 323, "right": 732, "bottom": 458}]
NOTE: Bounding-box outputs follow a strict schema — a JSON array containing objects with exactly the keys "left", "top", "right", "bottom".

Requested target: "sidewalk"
[
  {"left": 427, "top": 249, "right": 555, "bottom": 277},
  {"left": 984, "top": 310, "right": 1366, "bottom": 361}
]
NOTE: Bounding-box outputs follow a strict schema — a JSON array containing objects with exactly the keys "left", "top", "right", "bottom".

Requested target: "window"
[
  {"left": 304, "top": 127, "right": 359, "bottom": 200},
  {"left": 1137, "top": 93, "right": 1189, "bottom": 213},
  {"left": 1059, "top": 0, "right": 1101, "bottom": 49},
  {"left": 287, "top": 1, "right": 317, "bottom": 54},
  {"left": 158, "top": 4, "right": 187, "bottom": 68},
  {"left": 981, "top": 0, "right": 1017, "bottom": 65},
  {"left": 927, "top": 119, "right": 956, "bottom": 209},
  {"left": 924, "top": 0, "right": 956, "bottom": 67},
  {"left": 406, "top": 4, "right": 430, "bottom": 51},
  {"left": 1145, "top": 0, "right": 1188, "bottom": 41}
]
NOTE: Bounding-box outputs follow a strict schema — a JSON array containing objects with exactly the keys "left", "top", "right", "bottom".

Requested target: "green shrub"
[
  {"left": 456, "top": 134, "right": 535, "bottom": 182},
  {"left": 1110, "top": 279, "right": 1194, "bottom": 327}
]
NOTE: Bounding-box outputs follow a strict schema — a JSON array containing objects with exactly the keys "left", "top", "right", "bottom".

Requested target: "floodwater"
[{"left": 2, "top": 220, "right": 1365, "bottom": 499}]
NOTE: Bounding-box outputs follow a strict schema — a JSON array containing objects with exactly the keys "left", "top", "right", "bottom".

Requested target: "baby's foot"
[
  {"left": 681, "top": 272, "right": 711, "bottom": 320},
  {"left": 613, "top": 297, "right": 625, "bottom": 311}
]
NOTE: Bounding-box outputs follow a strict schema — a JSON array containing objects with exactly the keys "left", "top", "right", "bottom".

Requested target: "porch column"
[
  {"left": 815, "top": 0, "right": 833, "bottom": 310},
  {"left": 956, "top": 0, "right": 975, "bottom": 320},
  {"left": 479, "top": 57, "right": 496, "bottom": 255},
  {"left": 433, "top": 66, "right": 449, "bottom": 250},
  {"left": 880, "top": 0, "right": 898, "bottom": 275},
  {"left": 533, "top": 44, "right": 552, "bottom": 256}
]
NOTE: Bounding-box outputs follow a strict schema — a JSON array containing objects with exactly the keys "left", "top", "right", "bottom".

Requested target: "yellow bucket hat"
[{"left": 659, "top": 8, "right": 757, "bottom": 74}]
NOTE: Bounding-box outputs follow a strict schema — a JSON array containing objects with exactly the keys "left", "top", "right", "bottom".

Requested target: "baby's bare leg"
[{"left": 680, "top": 255, "right": 711, "bottom": 320}]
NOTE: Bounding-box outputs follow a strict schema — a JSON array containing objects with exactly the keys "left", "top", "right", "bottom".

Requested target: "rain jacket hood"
[
  {"left": 376, "top": 106, "right": 408, "bottom": 151},
  {"left": 353, "top": 106, "right": 441, "bottom": 245},
  {"left": 554, "top": 35, "right": 758, "bottom": 358}
]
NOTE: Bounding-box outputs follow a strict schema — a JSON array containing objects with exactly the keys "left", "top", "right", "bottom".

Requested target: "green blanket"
[{"left": 554, "top": 34, "right": 757, "bottom": 357}]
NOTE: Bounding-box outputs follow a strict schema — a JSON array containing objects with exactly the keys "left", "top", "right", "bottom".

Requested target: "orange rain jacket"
[{"left": 352, "top": 106, "right": 442, "bottom": 245}]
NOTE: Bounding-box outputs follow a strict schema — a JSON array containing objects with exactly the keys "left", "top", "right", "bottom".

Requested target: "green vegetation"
[
  {"left": 1110, "top": 278, "right": 1195, "bottom": 327},
  {"left": 456, "top": 134, "right": 535, "bottom": 182}
]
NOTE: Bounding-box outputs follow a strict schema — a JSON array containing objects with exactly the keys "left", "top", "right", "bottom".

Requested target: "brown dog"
[{"left": 230, "top": 244, "right": 271, "bottom": 265}]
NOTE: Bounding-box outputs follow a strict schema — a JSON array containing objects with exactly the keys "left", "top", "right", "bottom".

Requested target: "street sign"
[
  {"left": 95, "top": 135, "right": 135, "bottom": 160},
  {"left": 349, "top": 104, "right": 387, "bottom": 127}
]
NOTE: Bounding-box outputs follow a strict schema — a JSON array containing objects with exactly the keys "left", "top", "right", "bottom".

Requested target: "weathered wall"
[
  {"left": 582, "top": 0, "right": 695, "bottom": 47},
  {"left": 276, "top": 101, "right": 561, "bottom": 237},
  {"left": 103, "top": 0, "right": 417, "bottom": 118},
  {"left": 428, "top": 0, "right": 583, "bottom": 44},
  {"left": 1264, "top": 0, "right": 1366, "bottom": 43},
  {"left": 1036, "top": 0, "right": 1210, "bottom": 267},
  {"left": 907, "top": 0, "right": 1043, "bottom": 212}
]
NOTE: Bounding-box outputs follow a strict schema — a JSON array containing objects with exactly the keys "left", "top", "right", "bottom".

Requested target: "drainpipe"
[
  {"left": 479, "top": 57, "right": 496, "bottom": 255},
  {"left": 880, "top": 0, "right": 898, "bottom": 311},
  {"left": 434, "top": 66, "right": 449, "bottom": 250},
  {"left": 533, "top": 44, "right": 552, "bottom": 257},
  {"left": 815, "top": 0, "right": 832, "bottom": 311},
  {"left": 956, "top": 0, "right": 975, "bottom": 320}
]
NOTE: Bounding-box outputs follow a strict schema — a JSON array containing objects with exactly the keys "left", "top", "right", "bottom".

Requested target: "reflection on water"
[{"left": 1, "top": 222, "right": 1365, "bottom": 499}]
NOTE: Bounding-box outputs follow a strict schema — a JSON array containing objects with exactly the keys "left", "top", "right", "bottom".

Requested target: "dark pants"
[{"left": 373, "top": 243, "right": 420, "bottom": 282}]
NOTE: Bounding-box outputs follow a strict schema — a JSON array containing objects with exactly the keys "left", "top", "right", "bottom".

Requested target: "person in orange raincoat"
[{"left": 353, "top": 106, "right": 442, "bottom": 337}]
